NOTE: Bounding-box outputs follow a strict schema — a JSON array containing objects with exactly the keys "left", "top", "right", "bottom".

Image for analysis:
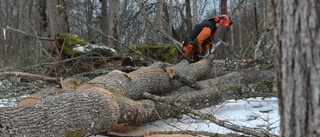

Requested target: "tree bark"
[
  {"left": 0, "top": 89, "right": 119, "bottom": 137},
  {"left": 253, "top": 0, "right": 259, "bottom": 45},
  {"left": 185, "top": 0, "right": 193, "bottom": 33},
  {"left": 106, "top": 0, "right": 120, "bottom": 49},
  {"left": 47, "top": 0, "right": 69, "bottom": 34},
  {"left": 86, "top": 0, "right": 94, "bottom": 41},
  {"left": 86, "top": 59, "right": 213, "bottom": 100},
  {"left": 219, "top": 0, "right": 228, "bottom": 43},
  {"left": 272, "top": 0, "right": 320, "bottom": 136}
]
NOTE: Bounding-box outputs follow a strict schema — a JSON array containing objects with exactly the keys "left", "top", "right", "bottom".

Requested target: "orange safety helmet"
[{"left": 214, "top": 14, "right": 233, "bottom": 28}]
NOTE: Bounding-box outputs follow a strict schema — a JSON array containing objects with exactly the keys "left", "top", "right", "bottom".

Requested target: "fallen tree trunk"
[
  {"left": 143, "top": 92, "right": 276, "bottom": 137},
  {"left": 0, "top": 59, "right": 275, "bottom": 136},
  {"left": 0, "top": 82, "right": 274, "bottom": 136},
  {"left": 0, "top": 89, "right": 119, "bottom": 136},
  {"left": 87, "top": 59, "right": 215, "bottom": 100}
]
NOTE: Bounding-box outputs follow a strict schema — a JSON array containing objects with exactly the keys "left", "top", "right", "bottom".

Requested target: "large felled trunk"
[
  {"left": 0, "top": 58, "right": 275, "bottom": 136},
  {"left": 0, "top": 89, "right": 119, "bottom": 136},
  {"left": 88, "top": 59, "right": 213, "bottom": 100}
]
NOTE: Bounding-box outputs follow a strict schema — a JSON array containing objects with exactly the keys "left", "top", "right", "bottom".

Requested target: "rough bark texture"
[
  {"left": 0, "top": 58, "right": 275, "bottom": 136},
  {"left": 89, "top": 59, "right": 213, "bottom": 100},
  {"left": 0, "top": 89, "right": 119, "bottom": 137},
  {"left": 272, "top": 0, "right": 320, "bottom": 136}
]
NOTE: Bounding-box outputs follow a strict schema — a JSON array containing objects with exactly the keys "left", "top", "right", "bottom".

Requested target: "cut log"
[
  {"left": 17, "top": 97, "right": 42, "bottom": 106},
  {"left": 0, "top": 89, "right": 119, "bottom": 136},
  {"left": 195, "top": 69, "right": 275, "bottom": 89},
  {"left": 88, "top": 59, "right": 215, "bottom": 100}
]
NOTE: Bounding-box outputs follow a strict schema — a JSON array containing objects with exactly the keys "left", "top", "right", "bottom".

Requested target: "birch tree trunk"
[{"left": 272, "top": 0, "right": 320, "bottom": 136}]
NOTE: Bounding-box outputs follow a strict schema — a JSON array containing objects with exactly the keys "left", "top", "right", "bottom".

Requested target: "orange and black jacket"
[{"left": 184, "top": 19, "right": 217, "bottom": 53}]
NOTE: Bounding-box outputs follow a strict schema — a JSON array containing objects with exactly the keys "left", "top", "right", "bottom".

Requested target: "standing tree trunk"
[
  {"left": 46, "top": 0, "right": 69, "bottom": 35},
  {"left": 272, "top": 0, "right": 320, "bottom": 136},
  {"left": 101, "top": 0, "right": 108, "bottom": 45},
  {"left": 155, "top": 0, "right": 164, "bottom": 44},
  {"left": 38, "top": 0, "right": 69, "bottom": 61},
  {"left": 106, "top": 0, "right": 120, "bottom": 49},
  {"left": 192, "top": 0, "right": 197, "bottom": 25},
  {"left": 86, "top": 0, "right": 94, "bottom": 41},
  {"left": 185, "top": 0, "right": 193, "bottom": 33},
  {"left": 168, "top": 0, "right": 173, "bottom": 38},
  {"left": 219, "top": 0, "right": 228, "bottom": 42},
  {"left": 220, "top": 0, "right": 228, "bottom": 14},
  {"left": 253, "top": 0, "right": 259, "bottom": 45}
]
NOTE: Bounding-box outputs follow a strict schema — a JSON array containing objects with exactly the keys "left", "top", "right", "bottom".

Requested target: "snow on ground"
[
  {"left": 125, "top": 97, "right": 280, "bottom": 136},
  {"left": 0, "top": 94, "right": 29, "bottom": 107}
]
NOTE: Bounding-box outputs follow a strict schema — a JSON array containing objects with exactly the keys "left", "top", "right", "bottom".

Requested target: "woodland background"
[{"left": 0, "top": 0, "right": 272, "bottom": 70}]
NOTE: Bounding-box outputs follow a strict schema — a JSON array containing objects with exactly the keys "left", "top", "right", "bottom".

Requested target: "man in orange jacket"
[{"left": 181, "top": 14, "right": 233, "bottom": 63}]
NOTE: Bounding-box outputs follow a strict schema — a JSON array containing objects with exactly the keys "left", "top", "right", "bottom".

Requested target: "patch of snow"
[
  {"left": 74, "top": 45, "right": 86, "bottom": 52},
  {"left": 127, "top": 97, "right": 280, "bottom": 136},
  {"left": 73, "top": 44, "right": 117, "bottom": 54},
  {"left": 0, "top": 94, "right": 29, "bottom": 107}
]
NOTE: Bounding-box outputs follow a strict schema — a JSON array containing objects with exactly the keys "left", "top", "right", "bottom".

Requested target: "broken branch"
[
  {"left": 0, "top": 71, "right": 57, "bottom": 82},
  {"left": 143, "top": 92, "right": 277, "bottom": 137}
]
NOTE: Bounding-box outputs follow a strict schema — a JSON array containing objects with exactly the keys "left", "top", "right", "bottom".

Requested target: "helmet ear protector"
[
  {"left": 214, "top": 16, "right": 221, "bottom": 22},
  {"left": 214, "top": 14, "right": 232, "bottom": 28}
]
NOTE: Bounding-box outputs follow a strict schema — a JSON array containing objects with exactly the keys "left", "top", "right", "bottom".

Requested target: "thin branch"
[
  {"left": 0, "top": 72, "right": 58, "bottom": 82},
  {"left": 149, "top": 130, "right": 223, "bottom": 137},
  {"left": 143, "top": 92, "right": 277, "bottom": 137},
  {"left": 4, "top": 26, "right": 54, "bottom": 41}
]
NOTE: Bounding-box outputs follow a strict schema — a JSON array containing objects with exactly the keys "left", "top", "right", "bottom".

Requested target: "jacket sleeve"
[{"left": 194, "top": 27, "right": 212, "bottom": 52}]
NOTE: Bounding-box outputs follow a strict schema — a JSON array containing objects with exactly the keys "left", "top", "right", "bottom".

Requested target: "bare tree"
[
  {"left": 101, "top": 0, "right": 108, "bottom": 45},
  {"left": 253, "top": 0, "right": 258, "bottom": 45},
  {"left": 185, "top": 0, "right": 193, "bottom": 33},
  {"left": 86, "top": 0, "right": 94, "bottom": 41},
  {"left": 98, "top": 0, "right": 121, "bottom": 48},
  {"left": 272, "top": 0, "right": 320, "bottom": 136},
  {"left": 192, "top": 0, "right": 197, "bottom": 25},
  {"left": 46, "top": 0, "right": 69, "bottom": 35},
  {"left": 219, "top": 0, "right": 228, "bottom": 43}
]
